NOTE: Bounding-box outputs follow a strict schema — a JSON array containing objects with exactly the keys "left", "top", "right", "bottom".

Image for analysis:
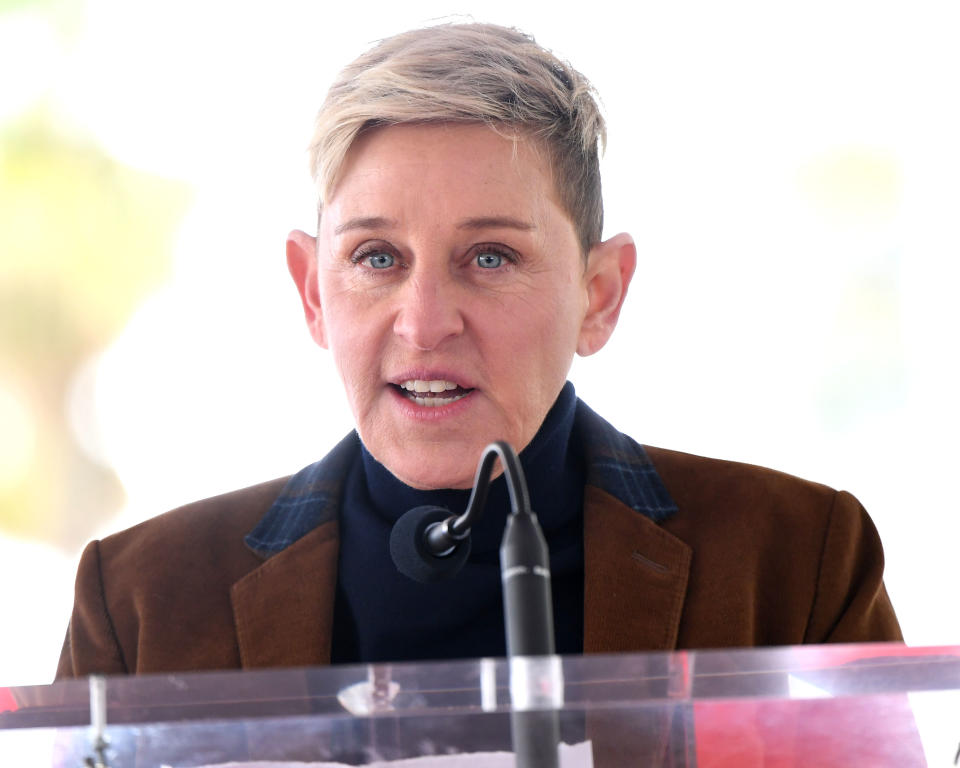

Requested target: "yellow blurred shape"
[
  {"left": 0, "top": 108, "right": 190, "bottom": 545},
  {"left": 0, "top": 109, "right": 192, "bottom": 341},
  {"left": 0, "top": 377, "right": 36, "bottom": 491},
  {"left": 799, "top": 147, "right": 902, "bottom": 223}
]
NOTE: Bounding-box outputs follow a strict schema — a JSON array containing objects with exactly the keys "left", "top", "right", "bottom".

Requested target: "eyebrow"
[
  {"left": 333, "top": 216, "right": 397, "bottom": 236},
  {"left": 333, "top": 215, "right": 536, "bottom": 236},
  {"left": 457, "top": 216, "right": 536, "bottom": 232}
]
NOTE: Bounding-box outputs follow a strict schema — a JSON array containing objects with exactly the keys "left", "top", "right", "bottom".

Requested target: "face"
[{"left": 289, "top": 123, "right": 632, "bottom": 489}]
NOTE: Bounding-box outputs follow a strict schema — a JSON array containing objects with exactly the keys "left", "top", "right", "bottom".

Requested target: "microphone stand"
[{"left": 489, "top": 442, "right": 562, "bottom": 768}]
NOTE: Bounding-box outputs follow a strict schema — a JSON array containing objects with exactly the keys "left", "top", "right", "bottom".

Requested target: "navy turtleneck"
[{"left": 331, "top": 381, "right": 585, "bottom": 663}]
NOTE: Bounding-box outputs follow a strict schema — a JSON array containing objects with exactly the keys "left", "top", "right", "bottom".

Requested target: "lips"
[{"left": 393, "top": 378, "right": 474, "bottom": 408}]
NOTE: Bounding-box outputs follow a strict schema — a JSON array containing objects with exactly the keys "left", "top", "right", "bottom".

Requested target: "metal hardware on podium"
[
  {"left": 82, "top": 676, "right": 110, "bottom": 768},
  {"left": 337, "top": 664, "right": 400, "bottom": 716}
]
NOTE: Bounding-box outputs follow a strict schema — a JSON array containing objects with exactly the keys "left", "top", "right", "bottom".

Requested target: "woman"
[{"left": 56, "top": 23, "right": 900, "bottom": 678}]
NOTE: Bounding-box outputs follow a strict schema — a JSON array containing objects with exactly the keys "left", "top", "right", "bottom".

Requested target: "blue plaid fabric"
[{"left": 245, "top": 396, "right": 678, "bottom": 557}]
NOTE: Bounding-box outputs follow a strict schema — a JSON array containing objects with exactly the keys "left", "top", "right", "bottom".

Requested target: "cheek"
[
  {"left": 320, "top": 283, "right": 376, "bottom": 350},
  {"left": 321, "top": 300, "right": 385, "bottom": 407},
  {"left": 527, "top": 289, "right": 585, "bottom": 356},
  {"left": 490, "top": 296, "right": 579, "bottom": 405}
]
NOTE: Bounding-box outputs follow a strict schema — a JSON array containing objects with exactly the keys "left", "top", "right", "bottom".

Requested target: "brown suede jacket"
[{"left": 56, "top": 404, "right": 901, "bottom": 679}]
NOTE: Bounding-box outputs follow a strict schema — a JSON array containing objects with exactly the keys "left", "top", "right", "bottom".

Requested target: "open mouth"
[{"left": 393, "top": 379, "right": 474, "bottom": 408}]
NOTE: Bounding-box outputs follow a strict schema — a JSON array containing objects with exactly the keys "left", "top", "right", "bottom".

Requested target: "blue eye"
[
  {"left": 364, "top": 252, "right": 395, "bottom": 269},
  {"left": 476, "top": 251, "right": 503, "bottom": 269}
]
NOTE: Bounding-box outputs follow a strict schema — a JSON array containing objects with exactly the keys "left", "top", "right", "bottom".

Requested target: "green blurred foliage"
[
  {"left": 0, "top": 0, "right": 48, "bottom": 12},
  {"left": 0, "top": 0, "right": 77, "bottom": 27},
  {"left": 0, "top": 107, "right": 192, "bottom": 546}
]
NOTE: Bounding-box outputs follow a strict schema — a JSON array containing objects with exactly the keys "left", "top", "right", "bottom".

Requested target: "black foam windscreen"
[{"left": 389, "top": 505, "right": 472, "bottom": 583}]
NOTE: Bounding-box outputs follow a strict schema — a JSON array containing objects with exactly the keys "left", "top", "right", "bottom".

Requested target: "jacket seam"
[
  {"left": 803, "top": 490, "right": 837, "bottom": 643},
  {"left": 91, "top": 540, "right": 129, "bottom": 673}
]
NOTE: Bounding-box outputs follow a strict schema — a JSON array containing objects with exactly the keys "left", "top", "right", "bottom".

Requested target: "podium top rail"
[{"left": 2, "top": 642, "right": 958, "bottom": 730}]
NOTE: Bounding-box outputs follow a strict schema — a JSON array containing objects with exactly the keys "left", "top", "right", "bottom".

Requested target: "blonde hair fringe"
[{"left": 309, "top": 23, "right": 606, "bottom": 253}]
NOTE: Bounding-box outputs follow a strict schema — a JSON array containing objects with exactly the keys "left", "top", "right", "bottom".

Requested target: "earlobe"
[
  {"left": 576, "top": 232, "right": 637, "bottom": 357},
  {"left": 286, "top": 229, "right": 328, "bottom": 349}
]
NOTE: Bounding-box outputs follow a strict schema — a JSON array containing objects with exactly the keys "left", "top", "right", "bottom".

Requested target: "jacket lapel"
[
  {"left": 583, "top": 485, "right": 691, "bottom": 652},
  {"left": 231, "top": 520, "right": 340, "bottom": 668}
]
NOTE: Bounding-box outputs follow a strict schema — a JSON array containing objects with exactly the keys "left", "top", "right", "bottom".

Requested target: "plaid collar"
[{"left": 245, "top": 397, "right": 678, "bottom": 557}]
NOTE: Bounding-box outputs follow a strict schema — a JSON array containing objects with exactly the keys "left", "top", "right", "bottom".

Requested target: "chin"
[
  {"left": 385, "top": 453, "right": 477, "bottom": 491},
  {"left": 399, "top": 465, "right": 475, "bottom": 491}
]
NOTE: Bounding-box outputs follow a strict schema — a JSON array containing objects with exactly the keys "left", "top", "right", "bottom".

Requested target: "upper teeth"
[{"left": 401, "top": 379, "right": 460, "bottom": 393}]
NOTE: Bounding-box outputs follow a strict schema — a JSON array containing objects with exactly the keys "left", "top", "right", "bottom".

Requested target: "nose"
[{"left": 392, "top": 268, "right": 465, "bottom": 351}]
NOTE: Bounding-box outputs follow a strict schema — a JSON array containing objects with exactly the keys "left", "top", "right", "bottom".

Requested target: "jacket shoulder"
[
  {"left": 644, "top": 444, "right": 847, "bottom": 583},
  {"left": 641, "top": 445, "right": 901, "bottom": 644},
  {"left": 644, "top": 444, "right": 836, "bottom": 510},
  {"left": 94, "top": 476, "right": 293, "bottom": 616},
  {"left": 99, "top": 476, "right": 291, "bottom": 560},
  {"left": 58, "top": 477, "right": 291, "bottom": 678}
]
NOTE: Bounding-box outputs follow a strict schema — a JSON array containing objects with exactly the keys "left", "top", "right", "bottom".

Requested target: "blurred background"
[{"left": 1, "top": 0, "right": 958, "bottom": 686}]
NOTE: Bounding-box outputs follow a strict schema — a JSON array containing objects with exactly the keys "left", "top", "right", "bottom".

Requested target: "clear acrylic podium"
[{"left": 2, "top": 643, "right": 957, "bottom": 767}]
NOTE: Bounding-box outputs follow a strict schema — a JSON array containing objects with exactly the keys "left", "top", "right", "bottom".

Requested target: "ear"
[
  {"left": 286, "top": 229, "right": 328, "bottom": 349},
  {"left": 576, "top": 232, "right": 637, "bottom": 356}
]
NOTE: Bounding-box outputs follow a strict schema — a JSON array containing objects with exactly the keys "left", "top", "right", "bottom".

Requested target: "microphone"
[
  {"left": 388, "top": 505, "right": 472, "bottom": 583},
  {"left": 389, "top": 441, "right": 554, "bottom": 641},
  {"left": 389, "top": 442, "right": 560, "bottom": 768}
]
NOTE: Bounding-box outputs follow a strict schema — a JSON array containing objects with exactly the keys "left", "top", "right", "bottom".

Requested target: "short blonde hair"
[{"left": 309, "top": 23, "right": 606, "bottom": 254}]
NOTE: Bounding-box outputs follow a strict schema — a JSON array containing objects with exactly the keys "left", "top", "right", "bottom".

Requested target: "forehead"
[{"left": 323, "top": 123, "right": 562, "bottom": 227}]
